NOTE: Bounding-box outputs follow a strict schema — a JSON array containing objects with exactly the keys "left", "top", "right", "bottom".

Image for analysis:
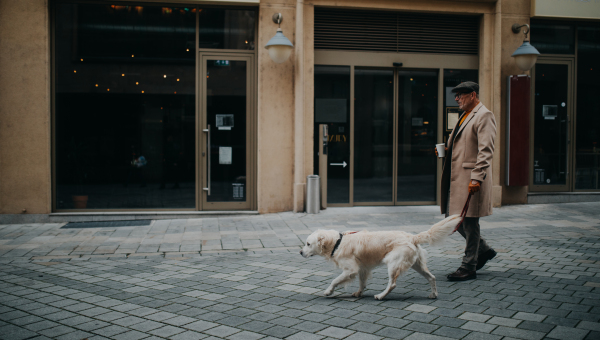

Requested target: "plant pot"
[{"left": 72, "top": 195, "right": 88, "bottom": 209}]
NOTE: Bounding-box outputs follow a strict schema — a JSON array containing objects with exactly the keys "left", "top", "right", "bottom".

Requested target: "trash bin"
[{"left": 306, "top": 175, "right": 320, "bottom": 214}]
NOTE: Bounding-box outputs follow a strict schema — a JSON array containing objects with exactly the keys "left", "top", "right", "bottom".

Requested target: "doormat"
[{"left": 62, "top": 220, "right": 152, "bottom": 229}]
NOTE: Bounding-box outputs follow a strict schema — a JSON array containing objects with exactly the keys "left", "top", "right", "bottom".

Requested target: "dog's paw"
[
  {"left": 428, "top": 293, "right": 438, "bottom": 299},
  {"left": 351, "top": 291, "right": 363, "bottom": 298},
  {"left": 374, "top": 293, "right": 385, "bottom": 300},
  {"left": 324, "top": 289, "right": 333, "bottom": 296}
]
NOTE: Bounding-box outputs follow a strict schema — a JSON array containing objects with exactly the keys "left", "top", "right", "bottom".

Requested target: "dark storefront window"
[
  {"left": 575, "top": 26, "right": 600, "bottom": 189},
  {"left": 530, "top": 23, "right": 575, "bottom": 55},
  {"left": 314, "top": 66, "right": 351, "bottom": 204},
  {"left": 199, "top": 9, "right": 255, "bottom": 50},
  {"left": 55, "top": 4, "right": 197, "bottom": 209}
]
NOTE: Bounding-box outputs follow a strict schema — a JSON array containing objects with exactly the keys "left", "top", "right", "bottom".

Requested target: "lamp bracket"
[
  {"left": 272, "top": 13, "right": 282, "bottom": 27},
  {"left": 512, "top": 23, "right": 530, "bottom": 40}
]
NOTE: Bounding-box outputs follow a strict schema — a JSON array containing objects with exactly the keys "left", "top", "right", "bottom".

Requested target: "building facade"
[{"left": 0, "top": 0, "right": 598, "bottom": 221}]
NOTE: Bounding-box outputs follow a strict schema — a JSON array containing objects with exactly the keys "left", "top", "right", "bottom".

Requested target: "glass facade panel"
[
  {"left": 531, "top": 22, "right": 575, "bottom": 55},
  {"left": 397, "top": 70, "right": 438, "bottom": 202},
  {"left": 575, "top": 26, "right": 600, "bottom": 189},
  {"left": 199, "top": 9, "right": 256, "bottom": 50},
  {"left": 354, "top": 68, "right": 394, "bottom": 203},
  {"left": 55, "top": 4, "right": 196, "bottom": 209},
  {"left": 206, "top": 60, "right": 248, "bottom": 201},
  {"left": 533, "top": 64, "right": 569, "bottom": 186},
  {"left": 314, "top": 66, "right": 351, "bottom": 204}
]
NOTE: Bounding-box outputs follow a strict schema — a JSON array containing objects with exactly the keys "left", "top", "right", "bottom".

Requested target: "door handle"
[{"left": 203, "top": 125, "right": 211, "bottom": 196}]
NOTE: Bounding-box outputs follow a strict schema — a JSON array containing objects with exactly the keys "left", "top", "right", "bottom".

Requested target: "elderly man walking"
[{"left": 437, "top": 81, "right": 497, "bottom": 281}]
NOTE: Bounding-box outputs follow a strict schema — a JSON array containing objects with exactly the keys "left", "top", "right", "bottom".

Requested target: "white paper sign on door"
[{"left": 219, "top": 147, "right": 232, "bottom": 164}]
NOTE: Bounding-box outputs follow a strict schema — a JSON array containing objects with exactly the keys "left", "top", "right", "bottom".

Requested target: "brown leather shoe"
[
  {"left": 476, "top": 249, "right": 497, "bottom": 271},
  {"left": 447, "top": 268, "right": 476, "bottom": 281}
]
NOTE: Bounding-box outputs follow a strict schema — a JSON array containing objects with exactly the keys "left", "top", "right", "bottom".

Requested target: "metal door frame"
[
  {"left": 529, "top": 57, "right": 575, "bottom": 192},
  {"left": 198, "top": 52, "right": 256, "bottom": 211}
]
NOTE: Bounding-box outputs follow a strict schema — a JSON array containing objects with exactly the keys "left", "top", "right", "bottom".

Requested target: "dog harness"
[{"left": 330, "top": 233, "right": 344, "bottom": 257}]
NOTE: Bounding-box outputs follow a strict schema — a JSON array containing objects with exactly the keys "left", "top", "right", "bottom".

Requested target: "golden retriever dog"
[{"left": 300, "top": 214, "right": 462, "bottom": 300}]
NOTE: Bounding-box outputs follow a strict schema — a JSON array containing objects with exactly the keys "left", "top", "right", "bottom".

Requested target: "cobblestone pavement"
[{"left": 1, "top": 202, "right": 599, "bottom": 340}]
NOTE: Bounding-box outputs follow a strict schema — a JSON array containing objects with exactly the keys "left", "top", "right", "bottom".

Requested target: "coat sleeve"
[{"left": 471, "top": 110, "right": 496, "bottom": 182}]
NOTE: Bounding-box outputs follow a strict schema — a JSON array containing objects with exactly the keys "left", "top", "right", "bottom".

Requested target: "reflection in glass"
[
  {"left": 533, "top": 64, "right": 569, "bottom": 186},
  {"left": 206, "top": 60, "right": 247, "bottom": 202},
  {"left": 314, "top": 66, "right": 351, "bottom": 204},
  {"left": 397, "top": 71, "right": 438, "bottom": 202},
  {"left": 530, "top": 22, "right": 575, "bottom": 55},
  {"left": 199, "top": 9, "right": 256, "bottom": 50},
  {"left": 575, "top": 26, "right": 600, "bottom": 189},
  {"left": 354, "top": 68, "right": 394, "bottom": 202},
  {"left": 55, "top": 4, "right": 196, "bottom": 209}
]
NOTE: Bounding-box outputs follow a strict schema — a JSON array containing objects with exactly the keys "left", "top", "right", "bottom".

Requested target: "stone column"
[
  {"left": 257, "top": 0, "right": 296, "bottom": 213},
  {"left": 0, "top": 0, "right": 51, "bottom": 214}
]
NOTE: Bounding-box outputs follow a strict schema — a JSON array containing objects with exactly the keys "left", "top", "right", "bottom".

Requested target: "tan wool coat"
[{"left": 440, "top": 102, "right": 496, "bottom": 217}]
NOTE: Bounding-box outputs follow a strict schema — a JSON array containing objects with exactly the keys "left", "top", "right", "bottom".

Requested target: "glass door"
[
  {"left": 531, "top": 60, "right": 573, "bottom": 191},
  {"left": 200, "top": 54, "right": 254, "bottom": 210},
  {"left": 353, "top": 68, "right": 394, "bottom": 204},
  {"left": 396, "top": 70, "right": 439, "bottom": 203}
]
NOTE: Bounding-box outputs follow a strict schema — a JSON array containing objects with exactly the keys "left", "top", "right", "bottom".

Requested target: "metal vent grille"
[{"left": 315, "top": 8, "right": 479, "bottom": 55}]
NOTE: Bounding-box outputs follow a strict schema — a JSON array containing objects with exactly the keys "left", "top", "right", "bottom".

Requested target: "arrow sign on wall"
[{"left": 330, "top": 161, "right": 347, "bottom": 168}]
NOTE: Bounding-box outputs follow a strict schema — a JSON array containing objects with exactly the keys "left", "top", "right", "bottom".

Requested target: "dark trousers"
[{"left": 456, "top": 217, "right": 491, "bottom": 271}]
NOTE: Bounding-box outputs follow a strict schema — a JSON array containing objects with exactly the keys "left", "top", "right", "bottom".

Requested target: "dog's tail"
[{"left": 412, "top": 215, "right": 462, "bottom": 246}]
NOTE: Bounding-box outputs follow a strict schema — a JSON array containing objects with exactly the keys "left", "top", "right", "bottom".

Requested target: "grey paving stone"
[
  {"left": 170, "top": 330, "right": 209, "bottom": 340},
  {"left": 261, "top": 325, "right": 299, "bottom": 338},
  {"left": 403, "top": 332, "right": 447, "bottom": 340},
  {"left": 92, "top": 324, "right": 129, "bottom": 337},
  {"left": 431, "top": 326, "right": 470, "bottom": 339},
  {"left": 546, "top": 326, "right": 590, "bottom": 340},
  {"left": 0, "top": 324, "right": 39, "bottom": 340},
  {"left": 491, "top": 325, "right": 545, "bottom": 340},
  {"left": 38, "top": 325, "right": 77, "bottom": 338},
  {"left": 148, "top": 325, "right": 186, "bottom": 337},
  {"left": 403, "top": 321, "right": 440, "bottom": 334},
  {"left": 345, "top": 332, "right": 383, "bottom": 340},
  {"left": 182, "top": 320, "right": 218, "bottom": 333},
  {"left": 54, "top": 330, "right": 94, "bottom": 340},
  {"left": 286, "top": 332, "right": 326, "bottom": 340}
]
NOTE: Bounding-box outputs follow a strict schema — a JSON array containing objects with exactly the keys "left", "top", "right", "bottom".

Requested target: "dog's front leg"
[
  {"left": 324, "top": 270, "right": 356, "bottom": 296},
  {"left": 352, "top": 268, "right": 370, "bottom": 298}
]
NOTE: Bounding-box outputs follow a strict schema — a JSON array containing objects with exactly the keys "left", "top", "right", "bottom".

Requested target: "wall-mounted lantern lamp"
[
  {"left": 511, "top": 24, "right": 540, "bottom": 72},
  {"left": 265, "top": 13, "right": 294, "bottom": 64}
]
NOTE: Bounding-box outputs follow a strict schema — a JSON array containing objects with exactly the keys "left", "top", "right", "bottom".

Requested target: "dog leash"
[{"left": 452, "top": 192, "right": 473, "bottom": 234}]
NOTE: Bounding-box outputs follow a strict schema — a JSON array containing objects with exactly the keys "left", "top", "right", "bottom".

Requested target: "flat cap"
[{"left": 451, "top": 81, "right": 479, "bottom": 94}]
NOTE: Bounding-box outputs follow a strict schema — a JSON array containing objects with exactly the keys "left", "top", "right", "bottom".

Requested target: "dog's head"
[{"left": 300, "top": 229, "right": 339, "bottom": 258}]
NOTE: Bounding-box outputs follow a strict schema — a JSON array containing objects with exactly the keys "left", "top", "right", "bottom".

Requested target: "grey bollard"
[{"left": 306, "top": 175, "right": 320, "bottom": 214}]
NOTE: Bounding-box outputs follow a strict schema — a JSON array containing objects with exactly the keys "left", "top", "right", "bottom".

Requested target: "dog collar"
[{"left": 330, "top": 233, "right": 343, "bottom": 257}]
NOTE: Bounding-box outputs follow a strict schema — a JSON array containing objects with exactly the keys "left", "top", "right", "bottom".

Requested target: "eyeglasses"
[{"left": 455, "top": 92, "right": 473, "bottom": 99}]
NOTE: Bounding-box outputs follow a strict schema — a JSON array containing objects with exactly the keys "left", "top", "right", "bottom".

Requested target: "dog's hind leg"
[
  {"left": 352, "top": 267, "right": 371, "bottom": 298},
  {"left": 411, "top": 247, "right": 437, "bottom": 299},
  {"left": 375, "top": 248, "right": 415, "bottom": 300}
]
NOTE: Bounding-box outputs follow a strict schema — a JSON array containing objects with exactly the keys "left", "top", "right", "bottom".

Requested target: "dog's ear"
[{"left": 317, "top": 232, "right": 327, "bottom": 254}]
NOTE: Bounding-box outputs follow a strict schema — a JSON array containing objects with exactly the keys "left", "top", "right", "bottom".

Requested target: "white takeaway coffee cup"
[{"left": 436, "top": 143, "right": 446, "bottom": 158}]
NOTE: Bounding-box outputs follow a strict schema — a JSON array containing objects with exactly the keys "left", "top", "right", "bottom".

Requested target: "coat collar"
[{"left": 454, "top": 102, "right": 483, "bottom": 137}]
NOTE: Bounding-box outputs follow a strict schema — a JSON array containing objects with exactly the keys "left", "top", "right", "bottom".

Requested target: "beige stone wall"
[
  {"left": 500, "top": 0, "right": 532, "bottom": 205},
  {"left": 0, "top": 0, "right": 51, "bottom": 214},
  {"left": 257, "top": 0, "right": 297, "bottom": 213}
]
